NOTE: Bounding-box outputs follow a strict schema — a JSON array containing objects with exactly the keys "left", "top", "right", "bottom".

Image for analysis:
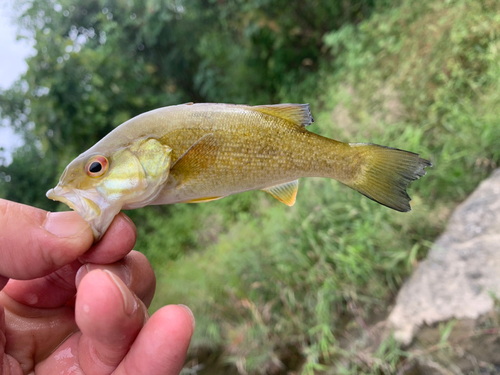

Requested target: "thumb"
[{"left": 0, "top": 199, "right": 93, "bottom": 280}]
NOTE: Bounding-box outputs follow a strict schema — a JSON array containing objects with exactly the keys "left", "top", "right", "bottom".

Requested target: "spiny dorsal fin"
[
  {"left": 253, "top": 104, "right": 314, "bottom": 127},
  {"left": 261, "top": 180, "right": 299, "bottom": 206},
  {"left": 171, "top": 133, "right": 218, "bottom": 177}
]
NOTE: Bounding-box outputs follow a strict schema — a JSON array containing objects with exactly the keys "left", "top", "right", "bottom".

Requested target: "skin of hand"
[{"left": 0, "top": 199, "right": 195, "bottom": 375}]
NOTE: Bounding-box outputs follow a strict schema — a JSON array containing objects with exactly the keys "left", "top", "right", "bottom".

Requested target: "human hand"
[{"left": 0, "top": 199, "right": 194, "bottom": 375}]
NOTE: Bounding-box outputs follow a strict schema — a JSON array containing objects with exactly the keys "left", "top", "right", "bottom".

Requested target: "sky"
[{"left": 0, "top": 0, "right": 34, "bottom": 165}]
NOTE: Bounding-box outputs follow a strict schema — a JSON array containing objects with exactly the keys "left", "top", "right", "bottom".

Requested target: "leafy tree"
[
  {"left": 1, "top": 0, "right": 383, "bottom": 180},
  {"left": 0, "top": 0, "right": 397, "bottom": 372}
]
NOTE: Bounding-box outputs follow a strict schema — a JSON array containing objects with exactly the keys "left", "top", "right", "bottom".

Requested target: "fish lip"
[
  {"left": 46, "top": 185, "right": 118, "bottom": 240},
  {"left": 46, "top": 186, "right": 102, "bottom": 221}
]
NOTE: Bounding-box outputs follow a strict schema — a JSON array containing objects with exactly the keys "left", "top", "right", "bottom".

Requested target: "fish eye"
[{"left": 85, "top": 155, "right": 108, "bottom": 178}]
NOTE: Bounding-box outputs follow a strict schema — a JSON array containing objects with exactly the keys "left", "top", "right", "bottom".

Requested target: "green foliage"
[
  {"left": 323, "top": 0, "right": 500, "bottom": 205},
  {"left": 2, "top": 0, "right": 500, "bottom": 373},
  {"left": 164, "top": 0, "right": 500, "bottom": 373},
  {"left": 0, "top": 0, "right": 381, "bottom": 204}
]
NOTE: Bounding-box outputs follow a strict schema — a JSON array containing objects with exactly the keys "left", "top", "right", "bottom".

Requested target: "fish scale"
[{"left": 47, "top": 103, "right": 431, "bottom": 240}]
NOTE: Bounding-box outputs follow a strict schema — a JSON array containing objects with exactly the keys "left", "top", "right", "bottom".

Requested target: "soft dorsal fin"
[
  {"left": 261, "top": 180, "right": 299, "bottom": 206},
  {"left": 253, "top": 104, "right": 314, "bottom": 127},
  {"left": 171, "top": 133, "right": 218, "bottom": 177}
]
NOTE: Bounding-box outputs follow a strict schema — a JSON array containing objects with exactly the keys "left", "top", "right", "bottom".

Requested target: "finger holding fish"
[{"left": 79, "top": 212, "right": 137, "bottom": 264}]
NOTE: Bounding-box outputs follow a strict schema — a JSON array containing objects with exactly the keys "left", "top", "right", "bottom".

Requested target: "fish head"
[{"left": 47, "top": 137, "right": 172, "bottom": 240}]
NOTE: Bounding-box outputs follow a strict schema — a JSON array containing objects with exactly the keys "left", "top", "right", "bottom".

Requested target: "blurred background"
[{"left": 1, "top": 0, "right": 500, "bottom": 373}]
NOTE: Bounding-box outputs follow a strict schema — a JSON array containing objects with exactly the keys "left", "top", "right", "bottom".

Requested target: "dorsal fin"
[
  {"left": 253, "top": 104, "right": 314, "bottom": 127},
  {"left": 261, "top": 180, "right": 299, "bottom": 206}
]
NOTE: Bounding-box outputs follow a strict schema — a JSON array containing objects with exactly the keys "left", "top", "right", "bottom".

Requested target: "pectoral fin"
[
  {"left": 171, "top": 134, "right": 218, "bottom": 177},
  {"left": 262, "top": 180, "right": 299, "bottom": 206}
]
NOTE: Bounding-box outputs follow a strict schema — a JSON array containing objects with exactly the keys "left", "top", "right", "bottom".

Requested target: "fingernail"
[
  {"left": 76, "top": 264, "right": 131, "bottom": 289},
  {"left": 178, "top": 304, "right": 196, "bottom": 330},
  {"left": 90, "top": 263, "right": 131, "bottom": 285},
  {"left": 43, "top": 211, "right": 89, "bottom": 238},
  {"left": 75, "top": 264, "right": 90, "bottom": 287},
  {"left": 104, "top": 269, "right": 137, "bottom": 316}
]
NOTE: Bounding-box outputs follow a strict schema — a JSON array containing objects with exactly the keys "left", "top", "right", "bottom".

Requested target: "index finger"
[{"left": 0, "top": 199, "right": 94, "bottom": 280}]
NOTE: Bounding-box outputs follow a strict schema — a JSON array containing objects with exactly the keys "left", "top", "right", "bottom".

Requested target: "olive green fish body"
[
  {"left": 100, "top": 103, "right": 358, "bottom": 204},
  {"left": 47, "top": 103, "right": 431, "bottom": 239},
  {"left": 154, "top": 106, "right": 346, "bottom": 203}
]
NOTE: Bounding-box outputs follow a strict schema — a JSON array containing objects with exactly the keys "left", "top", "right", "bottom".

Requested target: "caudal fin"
[{"left": 345, "top": 143, "right": 432, "bottom": 212}]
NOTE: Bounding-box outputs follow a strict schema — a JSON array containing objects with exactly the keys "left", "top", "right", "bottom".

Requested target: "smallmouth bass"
[{"left": 47, "top": 103, "right": 432, "bottom": 239}]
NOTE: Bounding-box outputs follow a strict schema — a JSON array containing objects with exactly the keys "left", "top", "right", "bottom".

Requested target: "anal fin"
[
  {"left": 184, "top": 196, "right": 225, "bottom": 203},
  {"left": 262, "top": 180, "right": 299, "bottom": 206}
]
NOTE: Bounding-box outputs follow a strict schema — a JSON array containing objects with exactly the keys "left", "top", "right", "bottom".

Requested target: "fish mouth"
[
  {"left": 47, "top": 186, "right": 101, "bottom": 220},
  {"left": 46, "top": 185, "right": 119, "bottom": 240}
]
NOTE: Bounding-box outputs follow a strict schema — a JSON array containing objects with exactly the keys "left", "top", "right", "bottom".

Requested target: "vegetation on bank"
[{"left": 2, "top": 0, "right": 500, "bottom": 373}]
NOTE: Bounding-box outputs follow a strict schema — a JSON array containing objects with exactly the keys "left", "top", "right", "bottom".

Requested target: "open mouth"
[
  {"left": 46, "top": 186, "right": 102, "bottom": 221},
  {"left": 46, "top": 185, "right": 122, "bottom": 240}
]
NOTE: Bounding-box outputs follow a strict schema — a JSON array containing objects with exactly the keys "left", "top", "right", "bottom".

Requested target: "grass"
[{"left": 129, "top": 0, "right": 500, "bottom": 373}]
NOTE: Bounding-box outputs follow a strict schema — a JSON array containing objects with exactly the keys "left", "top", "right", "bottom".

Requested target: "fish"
[{"left": 46, "top": 103, "right": 432, "bottom": 239}]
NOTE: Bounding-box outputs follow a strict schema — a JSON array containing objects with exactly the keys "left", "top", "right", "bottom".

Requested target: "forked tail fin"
[{"left": 345, "top": 143, "right": 432, "bottom": 212}]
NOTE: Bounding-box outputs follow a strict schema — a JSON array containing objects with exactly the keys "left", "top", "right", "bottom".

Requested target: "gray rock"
[{"left": 388, "top": 169, "right": 500, "bottom": 345}]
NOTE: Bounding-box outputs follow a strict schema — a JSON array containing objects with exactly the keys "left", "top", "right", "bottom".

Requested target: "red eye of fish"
[{"left": 85, "top": 156, "right": 108, "bottom": 177}]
